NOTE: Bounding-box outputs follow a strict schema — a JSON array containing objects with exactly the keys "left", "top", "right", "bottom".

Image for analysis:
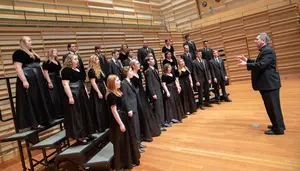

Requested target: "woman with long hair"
[
  {"left": 12, "top": 36, "right": 53, "bottom": 130},
  {"left": 161, "top": 63, "right": 185, "bottom": 125},
  {"left": 178, "top": 58, "right": 197, "bottom": 116},
  {"left": 119, "top": 43, "right": 128, "bottom": 62},
  {"left": 61, "top": 54, "right": 96, "bottom": 145},
  {"left": 106, "top": 74, "right": 140, "bottom": 170},
  {"left": 88, "top": 55, "right": 109, "bottom": 133},
  {"left": 162, "top": 51, "right": 178, "bottom": 76},
  {"left": 42, "top": 48, "right": 64, "bottom": 119},
  {"left": 130, "top": 59, "right": 161, "bottom": 141}
]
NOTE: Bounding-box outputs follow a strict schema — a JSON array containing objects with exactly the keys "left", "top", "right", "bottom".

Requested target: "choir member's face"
[
  {"left": 184, "top": 45, "right": 189, "bottom": 52},
  {"left": 127, "top": 68, "right": 134, "bottom": 79},
  {"left": 165, "top": 40, "right": 170, "bottom": 45},
  {"left": 255, "top": 35, "right": 264, "bottom": 49},
  {"left": 167, "top": 66, "right": 172, "bottom": 73},
  {"left": 148, "top": 57, "right": 155, "bottom": 66},
  {"left": 134, "top": 61, "right": 140, "bottom": 70},
  {"left": 213, "top": 51, "right": 219, "bottom": 58},
  {"left": 129, "top": 50, "right": 134, "bottom": 57},
  {"left": 197, "top": 51, "right": 202, "bottom": 59},
  {"left": 186, "top": 36, "right": 190, "bottom": 41},
  {"left": 179, "top": 59, "right": 185, "bottom": 67},
  {"left": 53, "top": 49, "right": 58, "bottom": 56},
  {"left": 69, "top": 44, "right": 77, "bottom": 53},
  {"left": 115, "top": 77, "right": 121, "bottom": 89},
  {"left": 143, "top": 41, "right": 148, "bottom": 48},
  {"left": 72, "top": 56, "right": 79, "bottom": 68},
  {"left": 24, "top": 37, "right": 32, "bottom": 49},
  {"left": 114, "top": 52, "right": 119, "bottom": 59},
  {"left": 96, "top": 48, "right": 101, "bottom": 54},
  {"left": 203, "top": 41, "right": 208, "bottom": 48},
  {"left": 166, "top": 52, "right": 172, "bottom": 59},
  {"left": 95, "top": 57, "right": 99, "bottom": 64},
  {"left": 123, "top": 44, "right": 128, "bottom": 50}
]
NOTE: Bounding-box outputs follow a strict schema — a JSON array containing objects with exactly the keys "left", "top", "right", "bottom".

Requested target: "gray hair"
[{"left": 259, "top": 32, "right": 270, "bottom": 44}]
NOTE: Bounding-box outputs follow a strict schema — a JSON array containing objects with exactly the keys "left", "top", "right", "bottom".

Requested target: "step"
[
  {"left": 83, "top": 142, "right": 114, "bottom": 170},
  {"left": 55, "top": 129, "right": 109, "bottom": 167},
  {"left": 0, "top": 118, "right": 64, "bottom": 143},
  {"left": 30, "top": 130, "right": 66, "bottom": 150}
]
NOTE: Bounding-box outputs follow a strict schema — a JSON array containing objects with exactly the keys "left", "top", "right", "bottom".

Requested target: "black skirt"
[
  {"left": 15, "top": 63, "right": 53, "bottom": 130},
  {"left": 63, "top": 81, "right": 96, "bottom": 139},
  {"left": 48, "top": 73, "right": 64, "bottom": 118},
  {"left": 110, "top": 111, "right": 140, "bottom": 170},
  {"left": 89, "top": 80, "right": 110, "bottom": 132},
  {"left": 180, "top": 79, "right": 197, "bottom": 115},
  {"left": 164, "top": 83, "right": 185, "bottom": 123},
  {"left": 137, "top": 88, "right": 161, "bottom": 139}
]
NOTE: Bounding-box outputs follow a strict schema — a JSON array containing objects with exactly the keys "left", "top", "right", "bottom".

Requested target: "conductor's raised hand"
[{"left": 236, "top": 54, "right": 247, "bottom": 62}]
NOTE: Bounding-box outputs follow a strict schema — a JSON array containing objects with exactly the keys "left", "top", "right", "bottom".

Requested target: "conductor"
[{"left": 237, "top": 32, "right": 285, "bottom": 135}]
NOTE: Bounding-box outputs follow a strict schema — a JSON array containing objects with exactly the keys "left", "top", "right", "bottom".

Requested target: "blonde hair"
[
  {"left": 106, "top": 75, "right": 122, "bottom": 98},
  {"left": 178, "top": 58, "right": 190, "bottom": 76},
  {"left": 89, "top": 55, "right": 105, "bottom": 78},
  {"left": 129, "top": 59, "right": 139, "bottom": 69},
  {"left": 162, "top": 63, "right": 172, "bottom": 75},
  {"left": 46, "top": 48, "right": 58, "bottom": 63},
  {"left": 19, "top": 36, "right": 40, "bottom": 59},
  {"left": 64, "top": 54, "right": 75, "bottom": 68}
]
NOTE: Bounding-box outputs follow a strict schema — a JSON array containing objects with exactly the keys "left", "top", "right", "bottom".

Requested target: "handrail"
[
  {"left": 178, "top": 0, "right": 294, "bottom": 32},
  {"left": 7, "top": 0, "right": 165, "bottom": 28},
  {"left": 0, "top": 76, "right": 17, "bottom": 123}
]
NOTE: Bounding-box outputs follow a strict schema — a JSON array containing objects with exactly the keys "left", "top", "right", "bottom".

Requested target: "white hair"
[{"left": 259, "top": 32, "right": 270, "bottom": 44}]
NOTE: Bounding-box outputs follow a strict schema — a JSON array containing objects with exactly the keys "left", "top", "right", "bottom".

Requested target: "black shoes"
[
  {"left": 139, "top": 144, "right": 147, "bottom": 148},
  {"left": 224, "top": 98, "right": 232, "bottom": 102},
  {"left": 143, "top": 138, "right": 153, "bottom": 142},
  {"left": 264, "top": 130, "right": 284, "bottom": 135},
  {"left": 139, "top": 148, "right": 145, "bottom": 153},
  {"left": 216, "top": 100, "right": 221, "bottom": 104},
  {"left": 171, "top": 119, "right": 180, "bottom": 123},
  {"left": 267, "top": 125, "right": 273, "bottom": 129},
  {"left": 204, "top": 103, "right": 213, "bottom": 107},
  {"left": 199, "top": 105, "right": 204, "bottom": 110},
  {"left": 160, "top": 127, "right": 166, "bottom": 131}
]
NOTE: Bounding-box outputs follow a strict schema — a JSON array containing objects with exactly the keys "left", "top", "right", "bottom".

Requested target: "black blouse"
[
  {"left": 42, "top": 60, "right": 61, "bottom": 75},
  {"left": 12, "top": 49, "right": 40, "bottom": 65},
  {"left": 161, "top": 75, "right": 176, "bottom": 84},
  {"left": 179, "top": 70, "right": 190, "bottom": 82},
  {"left": 107, "top": 92, "right": 123, "bottom": 111},
  {"left": 61, "top": 67, "right": 82, "bottom": 83},
  {"left": 162, "top": 46, "right": 175, "bottom": 56},
  {"left": 119, "top": 52, "right": 128, "bottom": 62},
  {"left": 88, "top": 68, "right": 105, "bottom": 82},
  {"left": 131, "top": 71, "right": 143, "bottom": 90}
]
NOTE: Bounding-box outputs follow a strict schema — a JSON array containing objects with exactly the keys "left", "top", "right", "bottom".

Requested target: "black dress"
[
  {"left": 119, "top": 51, "right": 128, "bottom": 62},
  {"left": 161, "top": 75, "right": 185, "bottom": 123},
  {"left": 179, "top": 70, "right": 197, "bottom": 115},
  {"left": 162, "top": 58, "right": 178, "bottom": 76},
  {"left": 42, "top": 60, "right": 64, "bottom": 118},
  {"left": 107, "top": 92, "right": 140, "bottom": 170},
  {"left": 131, "top": 72, "right": 161, "bottom": 139},
  {"left": 13, "top": 49, "right": 53, "bottom": 130},
  {"left": 88, "top": 68, "right": 109, "bottom": 132},
  {"left": 162, "top": 45, "right": 175, "bottom": 58},
  {"left": 61, "top": 67, "right": 95, "bottom": 139}
]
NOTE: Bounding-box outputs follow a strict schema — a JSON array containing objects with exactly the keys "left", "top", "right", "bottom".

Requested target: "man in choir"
[
  {"left": 145, "top": 54, "right": 167, "bottom": 131},
  {"left": 201, "top": 40, "right": 214, "bottom": 61},
  {"left": 63, "top": 43, "right": 86, "bottom": 80},
  {"left": 122, "top": 48, "right": 135, "bottom": 67},
  {"left": 94, "top": 45, "right": 109, "bottom": 77},
  {"left": 210, "top": 50, "right": 232, "bottom": 104},
  {"left": 192, "top": 50, "right": 212, "bottom": 110},
  {"left": 138, "top": 40, "right": 158, "bottom": 71},
  {"left": 108, "top": 49, "right": 123, "bottom": 80},
  {"left": 183, "top": 33, "right": 197, "bottom": 58},
  {"left": 181, "top": 44, "right": 195, "bottom": 73},
  {"left": 237, "top": 32, "right": 285, "bottom": 135}
]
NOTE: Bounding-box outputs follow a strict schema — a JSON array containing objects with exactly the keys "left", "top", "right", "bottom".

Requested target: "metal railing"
[{"left": 0, "top": 0, "right": 167, "bottom": 29}]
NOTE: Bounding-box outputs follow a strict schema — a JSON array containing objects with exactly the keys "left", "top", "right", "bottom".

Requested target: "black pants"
[
  {"left": 260, "top": 89, "right": 286, "bottom": 131},
  {"left": 213, "top": 79, "right": 228, "bottom": 100},
  {"left": 196, "top": 81, "right": 210, "bottom": 106}
]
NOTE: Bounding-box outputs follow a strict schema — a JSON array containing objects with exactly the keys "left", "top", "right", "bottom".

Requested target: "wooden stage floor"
[{"left": 1, "top": 79, "right": 300, "bottom": 171}]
